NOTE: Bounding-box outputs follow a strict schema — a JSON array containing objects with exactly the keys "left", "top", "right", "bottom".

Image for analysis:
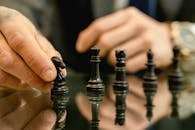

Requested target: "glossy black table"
[
  {"left": 64, "top": 71, "right": 195, "bottom": 130},
  {"left": 0, "top": 71, "right": 195, "bottom": 130}
]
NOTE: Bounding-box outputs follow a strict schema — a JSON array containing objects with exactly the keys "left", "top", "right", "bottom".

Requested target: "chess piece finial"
[
  {"left": 113, "top": 50, "right": 128, "bottom": 125},
  {"left": 168, "top": 46, "right": 184, "bottom": 119},
  {"left": 51, "top": 56, "right": 69, "bottom": 130},
  {"left": 143, "top": 49, "right": 158, "bottom": 121},
  {"left": 86, "top": 47, "right": 105, "bottom": 130}
]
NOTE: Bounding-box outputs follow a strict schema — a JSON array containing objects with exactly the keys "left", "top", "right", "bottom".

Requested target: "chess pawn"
[
  {"left": 143, "top": 49, "right": 158, "bottom": 121},
  {"left": 51, "top": 57, "right": 69, "bottom": 130},
  {"left": 86, "top": 47, "right": 105, "bottom": 130},
  {"left": 168, "top": 46, "right": 184, "bottom": 118},
  {"left": 113, "top": 50, "right": 128, "bottom": 125}
]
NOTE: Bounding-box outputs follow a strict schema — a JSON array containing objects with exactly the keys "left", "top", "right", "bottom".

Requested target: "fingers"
[
  {"left": 76, "top": 7, "right": 147, "bottom": 55},
  {"left": 76, "top": 93, "right": 91, "bottom": 120},
  {"left": 0, "top": 90, "right": 39, "bottom": 118},
  {"left": 76, "top": 8, "right": 130, "bottom": 53},
  {"left": 0, "top": 32, "right": 51, "bottom": 92},
  {"left": 107, "top": 36, "right": 149, "bottom": 65},
  {"left": 0, "top": 93, "right": 20, "bottom": 118},
  {"left": 106, "top": 77, "right": 147, "bottom": 123},
  {"left": 0, "top": 7, "right": 64, "bottom": 91},
  {"left": 126, "top": 53, "right": 147, "bottom": 73},
  {"left": 36, "top": 34, "right": 67, "bottom": 76},
  {"left": 76, "top": 92, "right": 148, "bottom": 130},
  {"left": 101, "top": 76, "right": 148, "bottom": 129},
  {"left": 76, "top": 6, "right": 173, "bottom": 74},
  {"left": 2, "top": 26, "right": 56, "bottom": 82},
  {"left": 99, "top": 100, "right": 148, "bottom": 130},
  {"left": 0, "top": 7, "right": 57, "bottom": 82},
  {"left": 96, "top": 21, "right": 143, "bottom": 57},
  {"left": 0, "top": 91, "right": 50, "bottom": 130},
  {"left": 24, "top": 109, "right": 56, "bottom": 130},
  {"left": 35, "top": 34, "right": 62, "bottom": 59},
  {"left": 98, "top": 98, "right": 130, "bottom": 130},
  {"left": 152, "top": 78, "right": 172, "bottom": 120}
]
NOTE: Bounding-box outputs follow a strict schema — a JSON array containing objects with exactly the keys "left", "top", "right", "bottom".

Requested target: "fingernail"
[{"left": 42, "top": 68, "right": 56, "bottom": 82}]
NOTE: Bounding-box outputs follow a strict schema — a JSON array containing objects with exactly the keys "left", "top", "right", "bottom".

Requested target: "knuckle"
[
  {"left": 0, "top": 6, "right": 20, "bottom": 23},
  {"left": 0, "top": 48, "right": 14, "bottom": 70},
  {"left": 0, "top": 6, "right": 9, "bottom": 18},
  {"left": 129, "top": 6, "right": 138, "bottom": 11},
  {"left": 0, "top": 6, "right": 7, "bottom": 13},
  {"left": 7, "top": 32, "right": 25, "bottom": 52},
  {"left": 99, "top": 35, "right": 110, "bottom": 49},
  {"left": 127, "top": 6, "right": 138, "bottom": 14},
  {"left": 25, "top": 54, "right": 38, "bottom": 67},
  {"left": 126, "top": 7, "right": 143, "bottom": 19},
  {"left": 91, "top": 19, "right": 104, "bottom": 34},
  {"left": 141, "top": 34, "right": 152, "bottom": 47}
]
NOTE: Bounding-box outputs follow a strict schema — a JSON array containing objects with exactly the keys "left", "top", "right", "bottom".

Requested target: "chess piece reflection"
[
  {"left": 51, "top": 57, "right": 69, "bottom": 130},
  {"left": 168, "top": 46, "right": 184, "bottom": 118},
  {"left": 113, "top": 50, "right": 128, "bottom": 125},
  {"left": 143, "top": 50, "right": 158, "bottom": 121},
  {"left": 86, "top": 47, "right": 105, "bottom": 130}
]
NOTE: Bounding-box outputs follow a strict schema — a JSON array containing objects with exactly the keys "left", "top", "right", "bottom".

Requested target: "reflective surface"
[{"left": 0, "top": 72, "right": 195, "bottom": 130}]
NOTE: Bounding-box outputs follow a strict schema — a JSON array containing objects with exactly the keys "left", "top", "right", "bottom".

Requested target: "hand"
[
  {"left": 0, "top": 6, "right": 63, "bottom": 92},
  {"left": 76, "top": 76, "right": 171, "bottom": 130},
  {"left": 76, "top": 7, "right": 173, "bottom": 73},
  {"left": 0, "top": 89, "right": 57, "bottom": 130}
]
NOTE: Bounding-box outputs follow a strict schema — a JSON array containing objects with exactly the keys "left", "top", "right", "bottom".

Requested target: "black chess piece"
[
  {"left": 86, "top": 47, "right": 105, "bottom": 130},
  {"left": 168, "top": 46, "right": 184, "bottom": 119},
  {"left": 51, "top": 57, "right": 69, "bottom": 130},
  {"left": 113, "top": 50, "right": 128, "bottom": 125},
  {"left": 143, "top": 49, "right": 158, "bottom": 121}
]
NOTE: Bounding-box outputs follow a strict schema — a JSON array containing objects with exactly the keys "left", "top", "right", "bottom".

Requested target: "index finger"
[
  {"left": 0, "top": 8, "right": 56, "bottom": 82},
  {"left": 76, "top": 8, "right": 130, "bottom": 53}
]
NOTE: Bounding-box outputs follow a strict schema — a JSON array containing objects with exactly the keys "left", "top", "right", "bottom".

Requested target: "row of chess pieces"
[{"left": 50, "top": 46, "right": 184, "bottom": 130}]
